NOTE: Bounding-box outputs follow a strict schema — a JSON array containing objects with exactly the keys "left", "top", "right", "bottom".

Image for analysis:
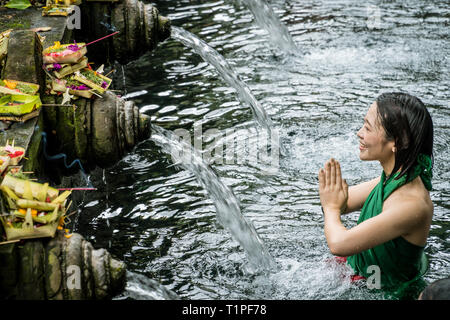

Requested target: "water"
[
  {"left": 75, "top": 0, "right": 450, "bottom": 300},
  {"left": 150, "top": 124, "right": 277, "bottom": 272},
  {"left": 236, "top": 0, "right": 298, "bottom": 54},
  {"left": 171, "top": 26, "right": 273, "bottom": 132}
]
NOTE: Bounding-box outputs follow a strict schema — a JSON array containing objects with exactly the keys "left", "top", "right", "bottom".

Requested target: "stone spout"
[
  {"left": 42, "top": 92, "right": 151, "bottom": 168},
  {"left": 79, "top": 0, "right": 171, "bottom": 64},
  {"left": 0, "top": 232, "right": 125, "bottom": 300}
]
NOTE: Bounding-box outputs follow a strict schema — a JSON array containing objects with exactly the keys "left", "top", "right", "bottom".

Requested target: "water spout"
[
  {"left": 236, "top": 0, "right": 298, "bottom": 54},
  {"left": 171, "top": 26, "right": 273, "bottom": 134},
  {"left": 150, "top": 124, "right": 277, "bottom": 272}
]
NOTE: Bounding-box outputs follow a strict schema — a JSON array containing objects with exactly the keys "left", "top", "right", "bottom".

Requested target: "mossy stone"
[
  {"left": 91, "top": 92, "right": 120, "bottom": 166},
  {"left": 3, "top": 30, "right": 44, "bottom": 91},
  {"left": 17, "top": 241, "right": 45, "bottom": 300},
  {"left": 73, "top": 98, "right": 89, "bottom": 163},
  {"left": 23, "top": 111, "right": 45, "bottom": 176}
]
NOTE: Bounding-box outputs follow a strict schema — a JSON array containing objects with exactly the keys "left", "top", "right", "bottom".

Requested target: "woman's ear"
[{"left": 386, "top": 139, "right": 396, "bottom": 153}]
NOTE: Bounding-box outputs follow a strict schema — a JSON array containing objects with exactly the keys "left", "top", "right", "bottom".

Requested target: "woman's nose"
[{"left": 356, "top": 127, "right": 363, "bottom": 139}]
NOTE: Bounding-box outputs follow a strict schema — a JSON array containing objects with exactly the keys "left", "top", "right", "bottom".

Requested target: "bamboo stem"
[
  {"left": 66, "top": 200, "right": 73, "bottom": 214},
  {"left": 65, "top": 210, "right": 78, "bottom": 218},
  {"left": 0, "top": 239, "right": 20, "bottom": 246},
  {"left": 42, "top": 104, "right": 76, "bottom": 107},
  {"left": 90, "top": 91, "right": 103, "bottom": 98},
  {"left": 104, "top": 69, "right": 115, "bottom": 77}
]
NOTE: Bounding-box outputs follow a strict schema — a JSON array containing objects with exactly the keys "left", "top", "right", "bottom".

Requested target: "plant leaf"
[{"left": 5, "top": 0, "right": 32, "bottom": 10}]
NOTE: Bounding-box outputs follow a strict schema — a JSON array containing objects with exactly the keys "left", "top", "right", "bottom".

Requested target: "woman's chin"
[{"left": 359, "top": 150, "right": 369, "bottom": 160}]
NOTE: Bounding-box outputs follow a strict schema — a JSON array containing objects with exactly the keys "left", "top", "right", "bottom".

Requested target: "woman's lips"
[{"left": 359, "top": 142, "right": 366, "bottom": 151}]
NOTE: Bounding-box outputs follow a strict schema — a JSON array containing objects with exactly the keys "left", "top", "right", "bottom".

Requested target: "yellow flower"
[
  {"left": 64, "top": 228, "right": 73, "bottom": 238},
  {"left": 48, "top": 41, "right": 61, "bottom": 52},
  {"left": 3, "top": 80, "right": 16, "bottom": 89}
]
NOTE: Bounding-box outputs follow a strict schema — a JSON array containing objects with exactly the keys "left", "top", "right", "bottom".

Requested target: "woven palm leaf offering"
[
  {"left": 72, "top": 67, "right": 112, "bottom": 94},
  {"left": 0, "top": 79, "right": 40, "bottom": 96},
  {"left": 0, "top": 156, "right": 10, "bottom": 176},
  {"left": 0, "top": 140, "right": 26, "bottom": 166},
  {"left": 0, "top": 29, "right": 12, "bottom": 63},
  {"left": 43, "top": 41, "right": 87, "bottom": 64},
  {"left": 42, "top": 4, "right": 76, "bottom": 17},
  {"left": 0, "top": 174, "right": 72, "bottom": 241},
  {"left": 47, "top": 57, "right": 89, "bottom": 79},
  {"left": 50, "top": 77, "right": 93, "bottom": 98},
  {"left": 0, "top": 95, "right": 42, "bottom": 122},
  {"left": 45, "top": 0, "right": 82, "bottom": 6}
]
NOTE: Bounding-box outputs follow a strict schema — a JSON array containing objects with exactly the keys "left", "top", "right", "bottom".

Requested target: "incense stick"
[
  {"left": 58, "top": 188, "right": 97, "bottom": 191},
  {"left": 80, "top": 31, "right": 120, "bottom": 49}
]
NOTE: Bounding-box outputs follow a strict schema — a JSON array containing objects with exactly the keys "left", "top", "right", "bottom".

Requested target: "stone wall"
[
  {"left": 41, "top": 91, "right": 151, "bottom": 169},
  {"left": 0, "top": 2, "right": 172, "bottom": 300},
  {"left": 79, "top": 0, "right": 171, "bottom": 64},
  {"left": 0, "top": 233, "right": 125, "bottom": 300}
]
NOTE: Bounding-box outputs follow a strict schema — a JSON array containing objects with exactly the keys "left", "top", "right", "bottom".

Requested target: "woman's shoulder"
[
  {"left": 385, "top": 176, "right": 433, "bottom": 215},
  {"left": 384, "top": 176, "right": 433, "bottom": 246}
]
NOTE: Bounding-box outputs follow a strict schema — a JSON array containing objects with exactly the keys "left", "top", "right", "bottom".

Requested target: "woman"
[{"left": 318, "top": 92, "right": 434, "bottom": 297}]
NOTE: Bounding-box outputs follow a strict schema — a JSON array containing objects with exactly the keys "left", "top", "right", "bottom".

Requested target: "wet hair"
[
  {"left": 375, "top": 92, "right": 433, "bottom": 181},
  {"left": 419, "top": 278, "right": 450, "bottom": 300}
]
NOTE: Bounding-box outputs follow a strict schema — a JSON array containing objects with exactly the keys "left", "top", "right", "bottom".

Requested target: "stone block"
[{"left": 3, "top": 30, "right": 44, "bottom": 93}]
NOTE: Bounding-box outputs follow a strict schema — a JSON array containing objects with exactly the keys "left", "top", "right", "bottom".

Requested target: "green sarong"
[{"left": 346, "top": 154, "right": 433, "bottom": 299}]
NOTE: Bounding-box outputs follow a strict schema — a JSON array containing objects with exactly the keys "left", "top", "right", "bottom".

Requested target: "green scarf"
[{"left": 347, "top": 154, "right": 432, "bottom": 298}]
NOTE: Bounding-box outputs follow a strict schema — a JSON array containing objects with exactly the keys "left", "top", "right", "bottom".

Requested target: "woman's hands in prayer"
[{"left": 318, "top": 158, "right": 348, "bottom": 215}]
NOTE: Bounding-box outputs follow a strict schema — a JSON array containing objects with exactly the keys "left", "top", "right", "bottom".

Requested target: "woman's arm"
[
  {"left": 323, "top": 199, "right": 428, "bottom": 256},
  {"left": 343, "top": 176, "right": 380, "bottom": 214},
  {"left": 318, "top": 159, "right": 428, "bottom": 256}
]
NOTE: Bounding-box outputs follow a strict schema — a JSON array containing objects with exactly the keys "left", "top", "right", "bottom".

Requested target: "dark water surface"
[{"left": 75, "top": 0, "right": 449, "bottom": 299}]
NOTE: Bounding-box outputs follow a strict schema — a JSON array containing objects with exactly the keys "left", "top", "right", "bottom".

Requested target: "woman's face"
[{"left": 357, "top": 102, "right": 395, "bottom": 162}]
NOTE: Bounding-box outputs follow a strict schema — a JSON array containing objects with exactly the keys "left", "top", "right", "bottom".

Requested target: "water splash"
[
  {"left": 171, "top": 26, "right": 273, "bottom": 133},
  {"left": 238, "top": 0, "right": 298, "bottom": 54},
  {"left": 151, "top": 124, "right": 277, "bottom": 273},
  {"left": 115, "top": 271, "right": 180, "bottom": 300},
  {"left": 122, "top": 90, "right": 148, "bottom": 100}
]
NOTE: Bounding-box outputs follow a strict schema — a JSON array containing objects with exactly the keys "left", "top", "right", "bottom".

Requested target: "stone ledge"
[{"left": 0, "top": 1, "right": 170, "bottom": 300}]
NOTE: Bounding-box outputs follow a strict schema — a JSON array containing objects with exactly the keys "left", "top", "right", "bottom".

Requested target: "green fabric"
[{"left": 347, "top": 154, "right": 432, "bottom": 298}]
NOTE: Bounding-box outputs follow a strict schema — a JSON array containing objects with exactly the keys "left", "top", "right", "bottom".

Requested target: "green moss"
[
  {"left": 73, "top": 99, "right": 88, "bottom": 162},
  {"left": 0, "top": 20, "right": 31, "bottom": 33},
  {"left": 54, "top": 100, "right": 76, "bottom": 159},
  {"left": 22, "top": 111, "right": 44, "bottom": 176}
]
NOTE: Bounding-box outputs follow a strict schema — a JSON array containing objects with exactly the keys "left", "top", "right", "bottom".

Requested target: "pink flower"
[
  {"left": 50, "top": 49, "right": 74, "bottom": 57},
  {"left": 67, "top": 44, "right": 79, "bottom": 52},
  {"left": 4, "top": 146, "right": 16, "bottom": 153},
  {"left": 68, "top": 84, "right": 89, "bottom": 90}
]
